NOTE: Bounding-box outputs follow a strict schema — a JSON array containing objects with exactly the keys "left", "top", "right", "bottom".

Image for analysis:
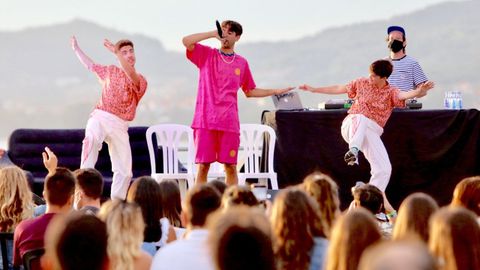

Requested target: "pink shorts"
[{"left": 194, "top": 129, "right": 240, "bottom": 164}]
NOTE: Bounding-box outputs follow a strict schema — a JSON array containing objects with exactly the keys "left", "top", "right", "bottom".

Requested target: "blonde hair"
[
  {"left": 98, "top": 200, "right": 145, "bottom": 270},
  {"left": 325, "top": 208, "right": 382, "bottom": 270},
  {"left": 392, "top": 192, "right": 439, "bottom": 242},
  {"left": 270, "top": 188, "right": 326, "bottom": 270},
  {"left": 429, "top": 207, "right": 480, "bottom": 270},
  {"left": 0, "top": 166, "right": 33, "bottom": 232},
  {"left": 302, "top": 172, "right": 340, "bottom": 237}
]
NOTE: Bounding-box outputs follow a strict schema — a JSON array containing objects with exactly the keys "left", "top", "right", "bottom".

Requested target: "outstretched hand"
[
  {"left": 275, "top": 87, "right": 295, "bottom": 95},
  {"left": 71, "top": 36, "right": 79, "bottom": 51},
  {"left": 42, "top": 147, "right": 58, "bottom": 174},
  {"left": 417, "top": 81, "right": 435, "bottom": 97},
  {"left": 299, "top": 84, "right": 315, "bottom": 92},
  {"left": 103, "top": 39, "right": 116, "bottom": 53}
]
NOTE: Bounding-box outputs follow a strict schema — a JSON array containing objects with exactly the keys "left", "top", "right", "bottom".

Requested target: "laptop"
[{"left": 272, "top": 91, "right": 304, "bottom": 110}]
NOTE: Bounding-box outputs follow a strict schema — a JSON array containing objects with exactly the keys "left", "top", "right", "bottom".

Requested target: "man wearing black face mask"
[{"left": 386, "top": 26, "right": 434, "bottom": 92}]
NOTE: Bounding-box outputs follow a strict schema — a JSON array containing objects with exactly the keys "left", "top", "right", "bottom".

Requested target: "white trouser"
[
  {"left": 341, "top": 114, "right": 391, "bottom": 192},
  {"left": 80, "top": 109, "right": 132, "bottom": 199}
]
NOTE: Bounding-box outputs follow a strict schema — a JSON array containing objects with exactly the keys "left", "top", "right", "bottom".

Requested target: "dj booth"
[{"left": 261, "top": 108, "right": 480, "bottom": 209}]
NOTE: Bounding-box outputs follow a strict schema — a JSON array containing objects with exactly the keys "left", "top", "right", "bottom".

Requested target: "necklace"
[{"left": 218, "top": 49, "right": 236, "bottom": 64}]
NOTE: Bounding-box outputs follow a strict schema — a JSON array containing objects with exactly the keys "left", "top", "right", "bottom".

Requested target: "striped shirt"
[{"left": 388, "top": 55, "right": 428, "bottom": 92}]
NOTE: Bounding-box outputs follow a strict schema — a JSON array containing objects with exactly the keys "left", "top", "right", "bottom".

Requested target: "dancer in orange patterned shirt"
[
  {"left": 300, "top": 60, "right": 433, "bottom": 192},
  {"left": 71, "top": 36, "right": 147, "bottom": 199}
]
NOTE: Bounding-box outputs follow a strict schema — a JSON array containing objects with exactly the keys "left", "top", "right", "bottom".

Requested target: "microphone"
[{"left": 216, "top": 20, "right": 223, "bottom": 38}]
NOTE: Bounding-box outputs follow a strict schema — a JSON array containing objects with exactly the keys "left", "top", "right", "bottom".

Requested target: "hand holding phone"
[{"left": 216, "top": 20, "right": 223, "bottom": 38}]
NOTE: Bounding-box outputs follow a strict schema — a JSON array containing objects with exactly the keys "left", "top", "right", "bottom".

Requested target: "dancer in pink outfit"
[
  {"left": 300, "top": 60, "right": 433, "bottom": 192},
  {"left": 71, "top": 36, "right": 147, "bottom": 199},
  {"left": 183, "top": 20, "right": 293, "bottom": 186}
]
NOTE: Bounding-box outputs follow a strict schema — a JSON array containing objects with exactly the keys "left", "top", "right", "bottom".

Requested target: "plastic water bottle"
[
  {"left": 444, "top": 92, "right": 450, "bottom": 109},
  {"left": 457, "top": 91, "right": 463, "bottom": 109},
  {"left": 452, "top": 91, "right": 458, "bottom": 109}
]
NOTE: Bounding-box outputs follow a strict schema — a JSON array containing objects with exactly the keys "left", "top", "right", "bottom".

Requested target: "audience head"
[
  {"left": 326, "top": 208, "right": 382, "bottom": 270},
  {"left": 184, "top": 184, "right": 221, "bottom": 227},
  {"left": 352, "top": 183, "right": 383, "bottom": 214},
  {"left": 370, "top": 59, "right": 393, "bottom": 79},
  {"left": 302, "top": 171, "right": 340, "bottom": 237},
  {"left": 44, "top": 167, "right": 76, "bottom": 207},
  {"left": 450, "top": 176, "right": 480, "bottom": 216},
  {"left": 358, "top": 237, "right": 436, "bottom": 270},
  {"left": 270, "top": 187, "right": 326, "bottom": 270},
  {"left": 73, "top": 168, "right": 103, "bottom": 207},
  {"left": 222, "top": 185, "right": 259, "bottom": 209},
  {"left": 0, "top": 166, "right": 34, "bottom": 232},
  {"left": 208, "top": 180, "right": 228, "bottom": 195},
  {"left": 127, "top": 176, "right": 163, "bottom": 242},
  {"left": 98, "top": 200, "right": 145, "bottom": 270},
  {"left": 158, "top": 180, "right": 182, "bottom": 227},
  {"left": 209, "top": 206, "right": 274, "bottom": 270},
  {"left": 393, "top": 192, "right": 439, "bottom": 242},
  {"left": 43, "top": 212, "right": 108, "bottom": 270},
  {"left": 429, "top": 207, "right": 480, "bottom": 270}
]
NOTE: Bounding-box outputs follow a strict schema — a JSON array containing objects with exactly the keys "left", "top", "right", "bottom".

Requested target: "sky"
[{"left": 0, "top": 0, "right": 462, "bottom": 52}]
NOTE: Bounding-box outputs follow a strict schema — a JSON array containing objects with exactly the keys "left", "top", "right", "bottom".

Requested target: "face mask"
[{"left": 389, "top": 39, "right": 404, "bottom": 53}]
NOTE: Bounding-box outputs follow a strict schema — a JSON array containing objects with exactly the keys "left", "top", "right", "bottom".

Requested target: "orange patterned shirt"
[
  {"left": 92, "top": 64, "right": 147, "bottom": 121},
  {"left": 346, "top": 77, "right": 405, "bottom": 127}
]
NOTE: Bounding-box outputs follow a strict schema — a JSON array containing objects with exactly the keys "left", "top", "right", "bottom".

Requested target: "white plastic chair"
[
  {"left": 238, "top": 124, "right": 278, "bottom": 190},
  {"left": 146, "top": 124, "right": 195, "bottom": 196}
]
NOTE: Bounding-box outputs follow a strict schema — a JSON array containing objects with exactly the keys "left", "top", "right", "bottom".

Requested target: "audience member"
[
  {"left": 158, "top": 180, "right": 185, "bottom": 239},
  {"left": 73, "top": 168, "right": 104, "bottom": 214},
  {"left": 151, "top": 184, "right": 221, "bottom": 270},
  {"left": 392, "top": 192, "right": 438, "bottom": 242},
  {"left": 270, "top": 188, "right": 328, "bottom": 270},
  {"left": 208, "top": 206, "right": 274, "bottom": 270},
  {"left": 127, "top": 176, "right": 175, "bottom": 255},
  {"left": 13, "top": 166, "right": 75, "bottom": 268},
  {"left": 358, "top": 237, "right": 437, "bottom": 270},
  {"left": 207, "top": 180, "right": 228, "bottom": 196},
  {"left": 429, "top": 207, "right": 480, "bottom": 270},
  {"left": 450, "top": 176, "right": 480, "bottom": 218},
  {"left": 42, "top": 212, "right": 109, "bottom": 270},
  {"left": 98, "top": 200, "right": 152, "bottom": 270},
  {"left": 0, "top": 166, "right": 35, "bottom": 269},
  {"left": 302, "top": 171, "right": 340, "bottom": 237},
  {"left": 325, "top": 208, "right": 382, "bottom": 270},
  {"left": 221, "top": 185, "right": 259, "bottom": 209},
  {"left": 351, "top": 183, "right": 394, "bottom": 238},
  {"left": 158, "top": 180, "right": 183, "bottom": 228}
]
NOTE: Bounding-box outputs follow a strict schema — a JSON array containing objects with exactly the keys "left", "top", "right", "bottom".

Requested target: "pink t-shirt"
[
  {"left": 92, "top": 64, "right": 148, "bottom": 121},
  {"left": 346, "top": 77, "right": 405, "bottom": 127},
  {"left": 187, "top": 44, "right": 256, "bottom": 133}
]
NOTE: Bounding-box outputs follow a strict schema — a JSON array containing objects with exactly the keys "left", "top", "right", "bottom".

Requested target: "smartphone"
[
  {"left": 216, "top": 20, "right": 223, "bottom": 38},
  {"left": 251, "top": 183, "right": 267, "bottom": 201}
]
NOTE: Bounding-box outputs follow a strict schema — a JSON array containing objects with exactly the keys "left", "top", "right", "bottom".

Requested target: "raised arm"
[
  {"left": 398, "top": 81, "right": 435, "bottom": 100},
  {"left": 299, "top": 84, "right": 348, "bottom": 95},
  {"left": 71, "top": 36, "right": 94, "bottom": 71},
  {"left": 103, "top": 39, "right": 141, "bottom": 88},
  {"left": 245, "top": 87, "right": 295, "bottom": 98},
  {"left": 182, "top": 30, "right": 219, "bottom": 51}
]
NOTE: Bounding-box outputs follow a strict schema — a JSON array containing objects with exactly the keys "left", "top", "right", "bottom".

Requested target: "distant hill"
[{"left": 1, "top": 0, "right": 479, "bottom": 145}]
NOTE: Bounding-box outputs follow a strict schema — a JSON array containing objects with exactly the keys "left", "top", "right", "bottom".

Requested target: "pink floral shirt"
[
  {"left": 346, "top": 77, "right": 405, "bottom": 127},
  {"left": 187, "top": 44, "right": 256, "bottom": 133},
  {"left": 92, "top": 64, "right": 147, "bottom": 121}
]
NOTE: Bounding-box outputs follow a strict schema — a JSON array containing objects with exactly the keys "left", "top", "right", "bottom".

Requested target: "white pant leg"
[
  {"left": 361, "top": 118, "right": 391, "bottom": 192},
  {"left": 103, "top": 113, "right": 132, "bottom": 200},
  {"left": 341, "top": 114, "right": 367, "bottom": 150},
  {"left": 80, "top": 115, "right": 106, "bottom": 169}
]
